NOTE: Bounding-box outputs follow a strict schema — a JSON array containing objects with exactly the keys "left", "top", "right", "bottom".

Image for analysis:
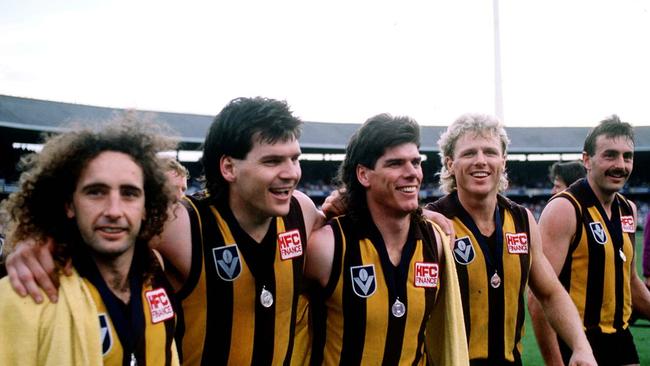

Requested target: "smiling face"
[
  {"left": 358, "top": 143, "right": 422, "bottom": 217},
  {"left": 446, "top": 132, "right": 506, "bottom": 199},
  {"left": 222, "top": 136, "right": 302, "bottom": 221},
  {"left": 583, "top": 134, "right": 634, "bottom": 197},
  {"left": 66, "top": 151, "right": 145, "bottom": 261}
]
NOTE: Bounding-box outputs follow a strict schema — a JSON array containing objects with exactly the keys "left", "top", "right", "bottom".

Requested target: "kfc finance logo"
[
  {"left": 506, "top": 232, "right": 529, "bottom": 254},
  {"left": 414, "top": 262, "right": 439, "bottom": 288},
  {"left": 145, "top": 288, "right": 175, "bottom": 324},
  {"left": 278, "top": 229, "right": 303, "bottom": 260}
]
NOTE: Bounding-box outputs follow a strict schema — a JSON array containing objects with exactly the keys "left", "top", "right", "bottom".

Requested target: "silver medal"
[
  {"left": 260, "top": 287, "right": 274, "bottom": 308},
  {"left": 490, "top": 272, "right": 501, "bottom": 288},
  {"left": 619, "top": 248, "right": 627, "bottom": 262},
  {"left": 391, "top": 298, "right": 406, "bottom": 318}
]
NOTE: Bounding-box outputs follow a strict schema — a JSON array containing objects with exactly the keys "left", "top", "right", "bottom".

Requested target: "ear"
[
  {"left": 65, "top": 202, "right": 75, "bottom": 219},
  {"left": 220, "top": 156, "right": 236, "bottom": 183},
  {"left": 582, "top": 152, "right": 591, "bottom": 171},
  {"left": 444, "top": 156, "right": 454, "bottom": 173},
  {"left": 356, "top": 165, "right": 371, "bottom": 188}
]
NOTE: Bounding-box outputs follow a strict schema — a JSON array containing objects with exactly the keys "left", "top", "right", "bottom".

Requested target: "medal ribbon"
[{"left": 454, "top": 193, "right": 504, "bottom": 287}]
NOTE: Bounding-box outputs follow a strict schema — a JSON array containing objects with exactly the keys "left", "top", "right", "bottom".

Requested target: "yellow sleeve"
[
  {"left": 0, "top": 278, "right": 44, "bottom": 365},
  {"left": 0, "top": 273, "right": 103, "bottom": 366},
  {"left": 425, "top": 224, "right": 470, "bottom": 366}
]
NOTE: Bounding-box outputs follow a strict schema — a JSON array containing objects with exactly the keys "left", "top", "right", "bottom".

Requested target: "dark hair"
[
  {"left": 583, "top": 115, "right": 635, "bottom": 156},
  {"left": 337, "top": 113, "right": 421, "bottom": 219},
  {"left": 1, "top": 116, "right": 175, "bottom": 272},
  {"left": 548, "top": 161, "right": 586, "bottom": 187},
  {"left": 202, "top": 97, "right": 302, "bottom": 199}
]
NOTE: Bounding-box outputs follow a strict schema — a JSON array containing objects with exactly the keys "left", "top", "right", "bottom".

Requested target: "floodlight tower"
[{"left": 493, "top": 0, "right": 504, "bottom": 122}]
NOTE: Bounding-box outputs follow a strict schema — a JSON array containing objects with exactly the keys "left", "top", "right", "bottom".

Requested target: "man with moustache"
[{"left": 530, "top": 115, "right": 650, "bottom": 365}]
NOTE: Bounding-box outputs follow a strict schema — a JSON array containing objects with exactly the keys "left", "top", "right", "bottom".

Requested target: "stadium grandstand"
[{"left": 1, "top": 94, "right": 649, "bottom": 226}]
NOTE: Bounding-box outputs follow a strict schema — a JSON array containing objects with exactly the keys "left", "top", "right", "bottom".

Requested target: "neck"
[
  {"left": 457, "top": 189, "right": 498, "bottom": 236},
  {"left": 367, "top": 200, "right": 412, "bottom": 266},
  {"left": 93, "top": 250, "right": 134, "bottom": 304},
  {"left": 229, "top": 193, "right": 274, "bottom": 243}
]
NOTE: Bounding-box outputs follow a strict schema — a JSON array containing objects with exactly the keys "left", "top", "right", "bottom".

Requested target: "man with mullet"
[
  {"left": 305, "top": 114, "right": 467, "bottom": 365},
  {"left": 426, "top": 113, "right": 595, "bottom": 366}
]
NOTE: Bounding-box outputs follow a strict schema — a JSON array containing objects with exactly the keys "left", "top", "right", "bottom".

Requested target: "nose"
[
  {"left": 104, "top": 192, "right": 123, "bottom": 219},
  {"left": 279, "top": 159, "right": 301, "bottom": 181},
  {"left": 403, "top": 161, "right": 423, "bottom": 182},
  {"left": 613, "top": 154, "right": 626, "bottom": 168},
  {"left": 474, "top": 151, "right": 487, "bottom": 165}
]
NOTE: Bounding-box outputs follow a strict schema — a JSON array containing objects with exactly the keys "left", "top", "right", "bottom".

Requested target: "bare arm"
[
  {"left": 4, "top": 238, "right": 68, "bottom": 303},
  {"left": 150, "top": 199, "right": 193, "bottom": 291},
  {"left": 293, "top": 190, "right": 326, "bottom": 238},
  {"left": 528, "top": 206, "right": 595, "bottom": 366},
  {"left": 304, "top": 223, "right": 335, "bottom": 288}
]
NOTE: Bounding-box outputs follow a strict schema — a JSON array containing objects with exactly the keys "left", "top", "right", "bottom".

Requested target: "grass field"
[{"left": 521, "top": 231, "right": 650, "bottom": 365}]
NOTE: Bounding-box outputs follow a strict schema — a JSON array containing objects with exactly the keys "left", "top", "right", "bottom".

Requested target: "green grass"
[{"left": 521, "top": 231, "right": 650, "bottom": 365}]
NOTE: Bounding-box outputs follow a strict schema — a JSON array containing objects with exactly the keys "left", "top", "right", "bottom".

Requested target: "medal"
[
  {"left": 392, "top": 298, "right": 406, "bottom": 318},
  {"left": 490, "top": 272, "right": 501, "bottom": 288},
  {"left": 260, "top": 286, "right": 274, "bottom": 308},
  {"left": 619, "top": 248, "right": 627, "bottom": 262}
]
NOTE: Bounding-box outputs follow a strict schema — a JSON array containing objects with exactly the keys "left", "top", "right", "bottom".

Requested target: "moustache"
[{"left": 605, "top": 168, "right": 629, "bottom": 178}]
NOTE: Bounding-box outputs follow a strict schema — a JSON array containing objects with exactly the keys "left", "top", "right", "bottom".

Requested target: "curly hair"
[
  {"left": 336, "top": 113, "right": 422, "bottom": 221},
  {"left": 201, "top": 97, "right": 302, "bottom": 200},
  {"left": 1, "top": 116, "right": 176, "bottom": 272},
  {"left": 437, "top": 113, "right": 510, "bottom": 194}
]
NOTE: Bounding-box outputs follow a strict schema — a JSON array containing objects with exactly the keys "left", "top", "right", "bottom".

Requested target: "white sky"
[{"left": 1, "top": 0, "right": 649, "bottom": 127}]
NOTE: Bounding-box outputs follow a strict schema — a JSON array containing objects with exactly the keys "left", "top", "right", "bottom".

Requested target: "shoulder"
[{"left": 293, "top": 190, "right": 326, "bottom": 235}]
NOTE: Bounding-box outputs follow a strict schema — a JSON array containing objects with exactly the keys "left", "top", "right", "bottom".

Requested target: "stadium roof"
[{"left": 2, "top": 94, "right": 649, "bottom": 153}]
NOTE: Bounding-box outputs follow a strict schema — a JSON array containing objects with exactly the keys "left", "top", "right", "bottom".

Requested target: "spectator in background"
[
  {"left": 549, "top": 160, "right": 587, "bottom": 195},
  {"left": 160, "top": 156, "right": 189, "bottom": 201}
]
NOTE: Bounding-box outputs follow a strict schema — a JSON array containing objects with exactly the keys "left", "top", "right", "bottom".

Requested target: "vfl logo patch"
[
  {"left": 414, "top": 262, "right": 439, "bottom": 288},
  {"left": 621, "top": 216, "right": 636, "bottom": 233},
  {"left": 213, "top": 244, "right": 242, "bottom": 281},
  {"left": 589, "top": 222, "right": 607, "bottom": 245},
  {"left": 350, "top": 265, "right": 376, "bottom": 298},
  {"left": 145, "top": 288, "right": 175, "bottom": 324},
  {"left": 506, "top": 232, "right": 529, "bottom": 254},
  {"left": 453, "top": 236, "right": 475, "bottom": 265},
  {"left": 278, "top": 229, "right": 303, "bottom": 260},
  {"left": 98, "top": 313, "right": 113, "bottom": 355}
]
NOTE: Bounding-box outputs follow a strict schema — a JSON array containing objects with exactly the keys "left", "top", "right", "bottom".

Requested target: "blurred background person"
[{"left": 549, "top": 160, "right": 587, "bottom": 195}]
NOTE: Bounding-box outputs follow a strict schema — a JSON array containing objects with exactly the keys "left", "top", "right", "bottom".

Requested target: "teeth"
[
  {"left": 398, "top": 186, "right": 417, "bottom": 193},
  {"left": 101, "top": 228, "right": 123, "bottom": 233},
  {"left": 471, "top": 172, "right": 489, "bottom": 178}
]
